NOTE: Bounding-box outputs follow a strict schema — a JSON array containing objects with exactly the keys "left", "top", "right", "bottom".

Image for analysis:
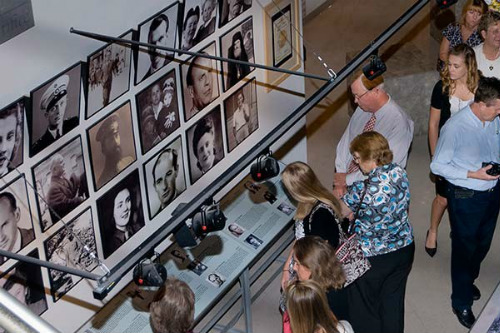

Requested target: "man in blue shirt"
[{"left": 431, "top": 76, "right": 500, "bottom": 328}]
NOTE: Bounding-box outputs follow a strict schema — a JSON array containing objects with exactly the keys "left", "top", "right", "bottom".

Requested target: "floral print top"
[
  {"left": 442, "top": 23, "right": 482, "bottom": 50},
  {"left": 342, "top": 163, "right": 413, "bottom": 257}
]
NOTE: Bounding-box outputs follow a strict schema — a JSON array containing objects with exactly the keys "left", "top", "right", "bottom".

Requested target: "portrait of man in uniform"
[
  {"left": 30, "top": 63, "right": 82, "bottom": 156},
  {"left": 88, "top": 102, "right": 136, "bottom": 190}
]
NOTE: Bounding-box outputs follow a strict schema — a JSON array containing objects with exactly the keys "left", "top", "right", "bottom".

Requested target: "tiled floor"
[{"left": 208, "top": 1, "right": 500, "bottom": 332}]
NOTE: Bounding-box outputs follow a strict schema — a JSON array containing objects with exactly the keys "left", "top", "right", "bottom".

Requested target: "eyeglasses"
[
  {"left": 352, "top": 154, "right": 361, "bottom": 164},
  {"left": 353, "top": 89, "right": 371, "bottom": 101}
]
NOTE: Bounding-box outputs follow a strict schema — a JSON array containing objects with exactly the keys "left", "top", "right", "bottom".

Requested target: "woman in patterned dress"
[
  {"left": 340, "top": 131, "right": 414, "bottom": 333},
  {"left": 438, "top": 0, "right": 487, "bottom": 68}
]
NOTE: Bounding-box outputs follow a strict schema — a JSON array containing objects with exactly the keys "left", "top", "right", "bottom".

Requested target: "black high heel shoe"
[{"left": 425, "top": 230, "right": 437, "bottom": 257}]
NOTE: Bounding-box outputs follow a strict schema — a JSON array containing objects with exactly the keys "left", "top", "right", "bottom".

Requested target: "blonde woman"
[
  {"left": 285, "top": 280, "right": 354, "bottom": 333},
  {"left": 280, "top": 162, "right": 348, "bottom": 320},
  {"left": 426, "top": 43, "right": 480, "bottom": 257}
]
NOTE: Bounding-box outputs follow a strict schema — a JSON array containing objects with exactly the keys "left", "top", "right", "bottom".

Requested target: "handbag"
[{"left": 334, "top": 181, "right": 371, "bottom": 286}]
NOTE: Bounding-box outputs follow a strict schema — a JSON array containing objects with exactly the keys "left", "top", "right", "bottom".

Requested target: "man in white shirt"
[
  {"left": 333, "top": 72, "right": 414, "bottom": 198},
  {"left": 473, "top": 11, "right": 500, "bottom": 79}
]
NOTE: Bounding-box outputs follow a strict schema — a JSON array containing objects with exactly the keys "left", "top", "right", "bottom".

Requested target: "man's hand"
[
  {"left": 332, "top": 172, "right": 347, "bottom": 199},
  {"left": 468, "top": 165, "right": 500, "bottom": 180}
]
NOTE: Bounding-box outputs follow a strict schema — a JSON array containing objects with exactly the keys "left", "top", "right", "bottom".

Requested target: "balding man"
[
  {"left": 32, "top": 75, "right": 78, "bottom": 155},
  {"left": 333, "top": 72, "right": 414, "bottom": 198},
  {"left": 152, "top": 148, "right": 180, "bottom": 216},
  {"left": 46, "top": 154, "right": 84, "bottom": 224}
]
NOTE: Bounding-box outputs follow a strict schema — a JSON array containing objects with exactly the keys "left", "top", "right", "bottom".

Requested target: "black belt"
[{"left": 447, "top": 180, "right": 497, "bottom": 193}]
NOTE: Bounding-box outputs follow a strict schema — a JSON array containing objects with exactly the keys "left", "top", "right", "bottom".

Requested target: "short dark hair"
[
  {"left": 0, "top": 192, "right": 17, "bottom": 214},
  {"left": 148, "top": 14, "right": 169, "bottom": 42},
  {"left": 152, "top": 148, "right": 179, "bottom": 178},
  {"left": 192, "top": 116, "right": 214, "bottom": 158},
  {"left": 150, "top": 277, "right": 194, "bottom": 333},
  {"left": 186, "top": 52, "right": 209, "bottom": 87},
  {"left": 183, "top": 6, "right": 200, "bottom": 30},
  {"left": 475, "top": 76, "right": 500, "bottom": 104}
]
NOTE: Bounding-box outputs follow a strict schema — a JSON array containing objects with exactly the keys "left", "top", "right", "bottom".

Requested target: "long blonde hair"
[
  {"left": 441, "top": 44, "right": 479, "bottom": 95},
  {"left": 281, "top": 162, "right": 341, "bottom": 220},
  {"left": 286, "top": 280, "right": 340, "bottom": 333}
]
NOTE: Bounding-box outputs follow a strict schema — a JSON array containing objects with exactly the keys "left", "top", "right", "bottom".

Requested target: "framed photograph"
[
  {"left": 86, "top": 30, "right": 134, "bottom": 118},
  {"left": 136, "top": 2, "right": 180, "bottom": 85},
  {"left": 0, "top": 97, "right": 25, "bottom": 178},
  {"left": 29, "top": 62, "right": 82, "bottom": 157},
  {"left": 219, "top": 0, "right": 252, "bottom": 27},
  {"left": 180, "top": 0, "right": 218, "bottom": 51},
  {"left": 143, "top": 136, "right": 187, "bottom": 220},
  {"left": 223, "top": 78, "right": 258, "bottom": 151},
  {"left": 0, "top": 175, "right": 35, "bottom": 265},
  {"left": 87, "top": 101, "right": 137, "bottom": 191},
  {"left": 135, "top": 69, "right": 181, "bottom": 154},
  {"left": 271, "top": 5, "right": 292, "bottom": 67},
  {"left": 96, "top": 170, "right": 145, "bottom": 259},
  {"left": 180, "top": 42, "right": 220, "bottom": 121},
  {"left": 220, "top": 16, "right": 254, "bottom": 91},
  {"left": 186, "top": 106, "right": 224, "bottom": 184},
  {"left": 32, "top": 136, "right": 89, "bottom": 232},
  {"left": 263, "top": 0, "right": 301, "bottom": 92},
  {"left": 44, "top": 208, "right": 98, "bottom": 302},
  {"left": 0, "top": 249, "right": 48, "bottom": 316}
]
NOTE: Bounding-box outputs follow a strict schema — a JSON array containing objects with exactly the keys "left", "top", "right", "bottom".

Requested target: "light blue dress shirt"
[{"left": 430, "top": 105, "right": 500, "bottom": 191}]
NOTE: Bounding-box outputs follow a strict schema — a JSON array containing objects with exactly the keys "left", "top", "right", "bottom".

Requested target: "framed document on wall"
[{"left": 263, "top": 0, "right": 302, "bottom": 92}]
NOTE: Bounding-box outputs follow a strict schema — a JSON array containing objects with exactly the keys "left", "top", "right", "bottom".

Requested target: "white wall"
[{"left": 0, "top": 0, "right": 306, "bottom": 332}]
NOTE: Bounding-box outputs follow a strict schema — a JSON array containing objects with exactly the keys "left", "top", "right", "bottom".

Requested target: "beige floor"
[{"left": 210, "top": 1, "right": 500, "bottom": 332}]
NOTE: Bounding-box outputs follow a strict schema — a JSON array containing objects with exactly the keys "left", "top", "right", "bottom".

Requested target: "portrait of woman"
[
  {"left": 0, "top": 98, "right": 24, "bottom": 178},
  {"left": 220, "top": 18, "right": 255, "bottom": 91},
  {"left": 97, "top": 170, "right": 145, "bottom": 258},
  {"left": 187, "top": 107, "right": 224, "bottom": 183}
]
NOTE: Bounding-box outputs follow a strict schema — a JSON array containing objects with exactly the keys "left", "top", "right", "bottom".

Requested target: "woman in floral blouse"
[{"left": 341, "top": 131, "right": 414, "bottom": 333}]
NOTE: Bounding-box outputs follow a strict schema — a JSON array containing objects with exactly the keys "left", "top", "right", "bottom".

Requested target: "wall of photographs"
[{"left": 0, "top": 0, "right": 306, "bottom": 331}]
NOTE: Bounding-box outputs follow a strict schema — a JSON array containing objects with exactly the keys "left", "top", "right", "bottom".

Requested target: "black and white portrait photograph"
[
  {"left": 29, "top": 62, "right": 82, "bottom": 157},
  {"left": 32, "top": 137, "right": 89, "bottom": 232},
  {"left": 143, "top": 136, "right": 186, "bottom": 219},
  {"left": 187, "top": 258, "right": 207, "bottom": 276},
  {"left": 136, "top": 69, "right": 181, "bottom": 154},
  {"left": 277, "top": 201, "right": 295, "bottom": 215},
  {"left": 87, "top": 101, "right": 137, "bottom": 190},
  {"left": 180, "top": 0, "right": 217, "bottom": 51},
  {"left": 0, "top": 249, "right": 48, "bottom": 320},
  {"left": 228, "top": 222, "right": 245, "bottom": 238},
  {"left": 186, "top": 106, "right": 224, "bottom": 184},
  {"left": 136, "top": 3, "right": 180, "bottom": 85},
  {"left": 44, "top": 208, "right": 98, "bottom": 302},
  {"left": 86, "top": 30, "right": 133, "bottom": 118},
  {"left": 245, "top": 234, "right": 263, "bottom": 249},
  {"left": 0, "top": 98, "right": 25, "bottom": 178},
  {"left": 96, "top": 170, "right": 145, "bottom": 259},
  {"left": 219, "top": 0, "right": 252, "bottom": 27},
  {"left": 220, "top": 17, "right": 254, "bottom": 91},
  {"left": 224, "top": 78, "right": 258, "bottom": 151},
  {"left": 0, "top": 176, "right": 34, "bottom": 265},
  {"left": 206, "top": 272, "right": 225, "bottom": 287},
  {"left": 181, "top": 42, "right": 220, "bottom": 121}
]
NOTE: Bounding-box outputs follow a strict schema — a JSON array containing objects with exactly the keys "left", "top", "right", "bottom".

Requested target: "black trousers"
[
  {"left": 446, "top": 181, "right": 500, "bottom": 310},
  {"left": 348, "top": 243, "right": 415, "bottom": 333}
]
